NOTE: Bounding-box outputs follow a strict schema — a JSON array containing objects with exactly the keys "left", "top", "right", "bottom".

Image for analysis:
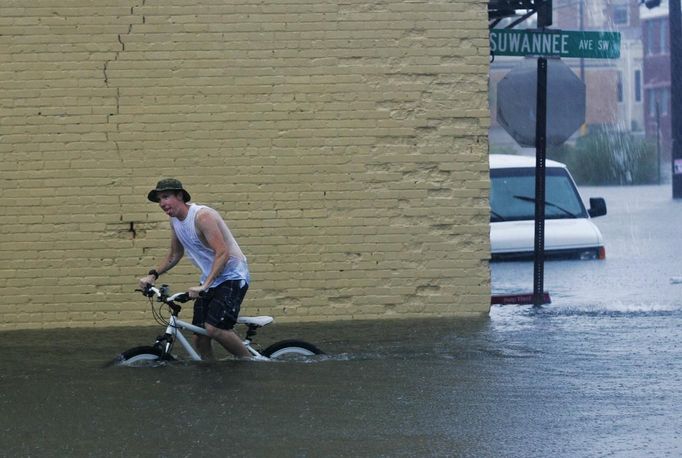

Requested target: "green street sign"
[{"left": 490, "top": 29, "right": 621, "bottom": 59}]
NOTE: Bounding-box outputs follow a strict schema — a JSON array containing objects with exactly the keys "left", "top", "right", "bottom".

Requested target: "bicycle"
[{"left": 108, "top": 284, "right": 323, "bottom": 366}]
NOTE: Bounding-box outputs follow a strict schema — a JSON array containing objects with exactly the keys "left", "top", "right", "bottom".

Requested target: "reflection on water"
[{"left": 1, "top": 307, "right": 681, "bottom": 457}]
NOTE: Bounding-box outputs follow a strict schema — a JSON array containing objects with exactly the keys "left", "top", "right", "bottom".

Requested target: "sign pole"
[
  {"left": 533, "top": 1, "right": 551, "bottom": 308},
  {"left": 533, "top": 57, "right": 548, "bottom": 308},
  {"left": 670, "top": 0, "right": 682, "bottom": 198}
]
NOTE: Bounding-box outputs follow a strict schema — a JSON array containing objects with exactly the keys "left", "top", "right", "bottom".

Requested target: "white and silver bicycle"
[{"left": 108, "top": 284, "right": 323, "bottom": 366}]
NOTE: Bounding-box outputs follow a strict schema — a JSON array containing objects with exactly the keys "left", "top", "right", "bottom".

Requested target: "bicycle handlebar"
[{"left": 136, "top": 284, "right": 193, "bottom": 319}]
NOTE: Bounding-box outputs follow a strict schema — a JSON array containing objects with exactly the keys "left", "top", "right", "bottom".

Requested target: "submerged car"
[{"left": 489, "top": 154, "right": 607, "bottom": 261}]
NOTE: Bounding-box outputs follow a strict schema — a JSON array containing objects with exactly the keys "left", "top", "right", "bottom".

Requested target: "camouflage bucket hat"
[{"left": 147, "top": 178, "right": 191, "bottom": 203}]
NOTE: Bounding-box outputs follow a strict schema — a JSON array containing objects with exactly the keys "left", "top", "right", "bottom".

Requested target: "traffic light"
[{"left": 643, "top": 0, "right": 661, "bottom": 8}]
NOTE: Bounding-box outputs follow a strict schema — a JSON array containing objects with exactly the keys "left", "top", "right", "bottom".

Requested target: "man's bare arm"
[
  {"left": 156, "top": 228, "right": 185, "bottom": 275},
  {"left": 139, "top": 227, "right": 185, "bottom": 288},
  {"left": 193, "top": 209, "right": 230, "bottom": 291}
]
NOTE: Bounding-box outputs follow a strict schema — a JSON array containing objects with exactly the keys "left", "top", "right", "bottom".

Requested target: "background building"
[{"left": 641, "top": 1, "right": 672, "bottom": 160}]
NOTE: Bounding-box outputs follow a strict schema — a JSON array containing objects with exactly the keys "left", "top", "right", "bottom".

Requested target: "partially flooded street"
[{"left": 2, "top": 185, "right": 681, "bottom": 457}]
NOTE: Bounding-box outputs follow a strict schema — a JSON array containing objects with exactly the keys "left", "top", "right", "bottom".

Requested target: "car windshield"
[{"left": 490, "top": 167, "right": 588, "bottom": 222}]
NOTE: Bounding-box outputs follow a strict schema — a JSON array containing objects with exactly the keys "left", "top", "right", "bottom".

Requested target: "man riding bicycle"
[{"left": 138, "top": 178, "right": 251, "bottom": 359}]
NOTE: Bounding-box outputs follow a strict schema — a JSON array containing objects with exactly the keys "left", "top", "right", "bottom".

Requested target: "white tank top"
[{"left": 171, "top": 204, "right": 250, "bottom": 288}]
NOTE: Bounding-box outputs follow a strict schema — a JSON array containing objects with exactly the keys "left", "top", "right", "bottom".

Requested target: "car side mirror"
[{"left": 588, "top": 197, "right": 607, "bottom": 218}]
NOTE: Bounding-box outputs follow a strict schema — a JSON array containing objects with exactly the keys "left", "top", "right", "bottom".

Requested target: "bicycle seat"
[{"left": 237, "top": 316, "right": 273, "bottom": 327}]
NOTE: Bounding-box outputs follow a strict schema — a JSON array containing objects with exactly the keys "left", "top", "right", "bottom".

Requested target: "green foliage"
[{"left": 548, "top": 131, "right": 659, "bottom": 185}]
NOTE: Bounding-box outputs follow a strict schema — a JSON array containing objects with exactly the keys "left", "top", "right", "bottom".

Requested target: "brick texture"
[{"left": 0, "top": 0, "right": 491, "bottom": 330}]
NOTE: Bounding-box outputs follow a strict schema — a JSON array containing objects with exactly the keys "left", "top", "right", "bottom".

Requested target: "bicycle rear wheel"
[
  {"left": 109, "top": 346, "right": 175, "bottom": 367},
  {"left": 262, "top": 339, "right": 323, "bottom": 360}
]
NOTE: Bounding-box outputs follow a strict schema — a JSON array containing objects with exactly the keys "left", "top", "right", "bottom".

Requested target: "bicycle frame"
[
  {"left": 160, "top": 315, "right": 263, "bottom": 361},
  {"left": 162, "top": 316, "right": 204, "bottom": 360}
]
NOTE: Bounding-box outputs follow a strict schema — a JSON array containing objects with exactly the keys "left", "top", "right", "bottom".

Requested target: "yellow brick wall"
[{"left": 0, "top": 0, "right": 491, "bottom": 330}]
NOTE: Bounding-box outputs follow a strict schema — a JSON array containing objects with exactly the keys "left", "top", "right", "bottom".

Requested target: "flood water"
[{"left": 1, "top": 185, "right": 681, "bottom": 457}]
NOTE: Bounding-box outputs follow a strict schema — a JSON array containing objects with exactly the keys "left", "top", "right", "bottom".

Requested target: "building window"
[
  {"left": 661, "top": 88, "right": 670, "bottom": 115},
  {"left": 634, "top": 70, "right": 641, "bottom": 103},
  {"left": 617, "top": 72, "right": 623, "bottom": 103},
  {"left": 647, "top": 89, "right": 656, "bottom": 117},
  {"left": 645, "top": 18, "right": 669, "bottom": 55},
  {"left": 645, "top": 20, "right": 656, "bottom": 55},
  {"left": 648, "top": 88, "right": 670, "bottom": 117},
  {"left": 657, "top": 18, "right": 669, "bottom": 54},
  {"left": 587, "top": 0, "right": 606, "bottom": 27},
  {"left": 613, "top": 6, "right": 628, "bottom": 26}
]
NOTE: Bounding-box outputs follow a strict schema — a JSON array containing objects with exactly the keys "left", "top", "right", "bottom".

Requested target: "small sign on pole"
[{"left": 674, "top": 159, "right": 682, "bottom": 175}]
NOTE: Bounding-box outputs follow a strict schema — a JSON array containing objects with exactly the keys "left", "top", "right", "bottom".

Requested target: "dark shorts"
[{"left": 192, "top": 280, "right": 248, "bottom": 330}]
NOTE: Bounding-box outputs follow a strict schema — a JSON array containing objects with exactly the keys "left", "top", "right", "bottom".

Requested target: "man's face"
[{"left": 157, "top": 191, "right": 184, "bottom": 217}]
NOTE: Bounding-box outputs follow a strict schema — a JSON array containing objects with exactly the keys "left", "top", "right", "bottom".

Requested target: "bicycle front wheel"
[
  {"left": 262, "top": 339, "right": 323, "bottom": 360},
  {"left": 110, "top": 346, "right": 175, "bottom": 367}
]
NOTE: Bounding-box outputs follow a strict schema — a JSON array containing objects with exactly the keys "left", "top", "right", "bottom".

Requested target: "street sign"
[
  {"left": 497, "top": 59, "right": 586, "bottom": 147},
  {"left": 490, "top": 29, "right": 621, "bottom": 59}
]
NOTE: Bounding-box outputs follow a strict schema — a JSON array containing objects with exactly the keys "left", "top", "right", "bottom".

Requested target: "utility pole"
[
  {"left": 657, "top": 101, "right": 662, "bottom": 184},
  {"left": 670, "top": 0, "right": 682, "bottom": 197}
]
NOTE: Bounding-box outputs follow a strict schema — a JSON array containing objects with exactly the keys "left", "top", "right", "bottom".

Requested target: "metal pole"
[
  {"left": 656, "top": 101, "right": 661, "bottom": 185},
  {"left": 532, "top": 0, "right": 552, "bottom": 308},
  {"left": 579, "top": 0, "right": 585, "bottom": 82},
  {"left": 670, "top": 0, "right": 682, "bottom": 197},
  {"left": 533, "top": 57, "right": 548, "bottom": 308}
]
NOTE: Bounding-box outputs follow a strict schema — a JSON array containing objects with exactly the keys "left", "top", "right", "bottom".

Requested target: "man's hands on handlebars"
[
  {"left": 138, "top": 274, "right": 156, "bottom": 290},
  {"left": 136, "top": 276, "right": 204, "bottom": 301},
  {"left": 188, "top": 285, "right": 206, "bottom": 299},
  {"left": 135, "top": 283, "right": 192, "bottom": 304}
]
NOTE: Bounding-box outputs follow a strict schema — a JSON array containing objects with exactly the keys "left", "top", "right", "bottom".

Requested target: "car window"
[{"left": 490, "top": 167, "right": 588, "bottom": 222}]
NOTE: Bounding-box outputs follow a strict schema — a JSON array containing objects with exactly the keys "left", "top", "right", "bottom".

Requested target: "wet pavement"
[{"left": 1, "top": 185, "right": 681, "bottom": 457}]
